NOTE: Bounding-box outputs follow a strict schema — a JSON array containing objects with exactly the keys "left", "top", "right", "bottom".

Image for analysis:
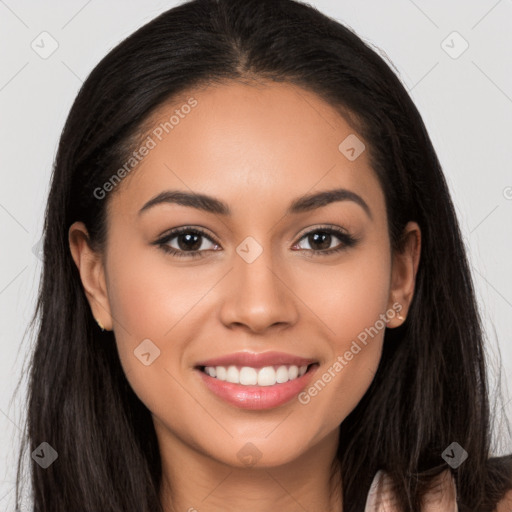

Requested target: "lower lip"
[{"left": 196, "top": 365, "right": 319, "bottom": 410}]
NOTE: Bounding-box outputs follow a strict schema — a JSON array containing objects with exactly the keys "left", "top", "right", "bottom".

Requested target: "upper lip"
[{"left": 195, "top": 351, "right": 317, "bottom": 369}]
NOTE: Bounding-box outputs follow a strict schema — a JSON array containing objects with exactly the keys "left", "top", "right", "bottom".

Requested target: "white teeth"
[
  {"left": 216, "top": 366, "right": 227, "bottom": 380},
  {"left": 276, "top": 365, "right": 289, "bottom": 383},
  {"left": 205, "top": 367, "right": 216, "bottom": 377},
  {"left": 204, "top": 364, "right": 309, "bottom": 386},
  {"left": 239, "top": 366, "right": 258, "bottom": 385},
  {"left": 226, "top": 365, "right": 239, "bottom": 383},
  {"left": 257, "top": 366, "right": 276, "bottom": 386}
]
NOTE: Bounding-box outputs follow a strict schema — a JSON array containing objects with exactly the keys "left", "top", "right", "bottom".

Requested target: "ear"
[
  {"left": 386, "top": 221, "right": 421, "bottom": 328},
  {"left": 68, "top": 221, "right": 113, "bottom": 331}
]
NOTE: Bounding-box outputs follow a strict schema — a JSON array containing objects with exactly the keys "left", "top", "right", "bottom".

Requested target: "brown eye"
[
  {"left": 155, "top": 227, "right": 219, "bottom": 258},
  {"left": 294, "top": 227, "right": 358, "bottom": 256}
]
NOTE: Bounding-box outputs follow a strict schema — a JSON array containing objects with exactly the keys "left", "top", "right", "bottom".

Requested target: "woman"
[{"left": 15, "top": 0, "right": 512, "bottom": 510}]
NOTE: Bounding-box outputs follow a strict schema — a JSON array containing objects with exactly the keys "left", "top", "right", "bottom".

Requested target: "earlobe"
[
  {"left": 386, "top": 221, "right": 421, "bottom": 328},
  {"left": 68, "top": 221, "right": 113, "bottom": 331}
]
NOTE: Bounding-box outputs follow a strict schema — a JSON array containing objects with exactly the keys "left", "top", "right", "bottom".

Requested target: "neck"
[{"left": 157, "top": 427, "right": 343, "bottom": 512}]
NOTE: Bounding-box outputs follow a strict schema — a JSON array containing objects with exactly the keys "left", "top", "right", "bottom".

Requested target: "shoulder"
[
  {"left": 494, "top": 489, "right": 512, "bottom": 512},
  {"left": 364, "top": 469, "right": 457, "bottom": 511},
  {"left": 488, "top": 454, "right": 512, "bottom": 512}
]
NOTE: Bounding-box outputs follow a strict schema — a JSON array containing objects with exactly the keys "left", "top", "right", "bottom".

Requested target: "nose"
[{"left": 219, "top": 244, "right": 299, "bottom": 334}]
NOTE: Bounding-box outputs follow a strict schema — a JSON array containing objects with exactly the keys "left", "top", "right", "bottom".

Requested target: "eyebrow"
[{"left": 138, "top": 188, "right": 372, "bottom": 219}]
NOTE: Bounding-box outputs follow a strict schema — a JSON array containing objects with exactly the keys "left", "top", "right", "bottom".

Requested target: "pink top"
[{"left": 364, "top": 469, "right": 458, "bottom": 511}]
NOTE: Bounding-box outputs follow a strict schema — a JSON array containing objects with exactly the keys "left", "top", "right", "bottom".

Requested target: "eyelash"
[{"left": 154, "top": 225, "right": 358, "bottom": 259}]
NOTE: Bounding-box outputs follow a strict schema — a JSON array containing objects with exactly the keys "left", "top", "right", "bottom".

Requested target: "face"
[{"left": 70, "top": 80, "right": 420, "bottom": 470}]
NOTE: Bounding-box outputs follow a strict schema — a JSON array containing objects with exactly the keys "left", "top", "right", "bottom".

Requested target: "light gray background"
[{"left": 1, "top": 0, "right": 511, "bottom": 509}]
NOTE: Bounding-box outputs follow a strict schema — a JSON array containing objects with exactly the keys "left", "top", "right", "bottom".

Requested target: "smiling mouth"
[{"left": 196, "top": 363, "right": 319, "bottom": 387}]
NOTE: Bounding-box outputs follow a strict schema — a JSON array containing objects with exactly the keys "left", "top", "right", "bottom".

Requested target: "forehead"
[{"left": 108, "top": 80, "right": 385, "bottom": 221}]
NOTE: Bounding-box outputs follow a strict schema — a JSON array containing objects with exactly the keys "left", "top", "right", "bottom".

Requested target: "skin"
[{"left": 69, "top": 80, "right": 421, "bottom": 511}]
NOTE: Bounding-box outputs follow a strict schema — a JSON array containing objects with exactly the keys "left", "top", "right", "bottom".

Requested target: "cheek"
[
  {"left": 105, "top": 256, "right": 202, "bottom": 430},
  {"left": 106, "top": 235, "right": 212, "bottom": 341},
  {"left": 297, "top": 239, "right": 391, "bottom": 345},
  {"left": 296, "top": 242, "right": 391, "bottom": 425},
  {"left": 104, "top": 239, "right": 204, "bottom": 397}
]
